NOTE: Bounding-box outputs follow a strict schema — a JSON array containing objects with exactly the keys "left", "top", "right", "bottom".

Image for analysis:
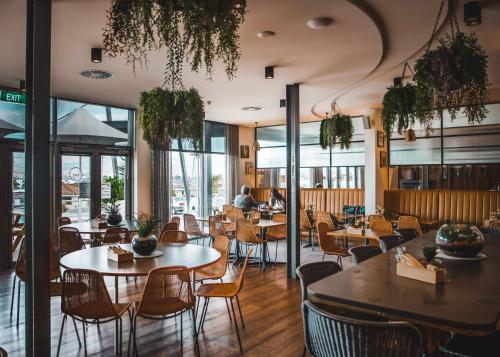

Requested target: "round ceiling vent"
[
  {"left": 307, "top": 17, "right": 334, "bottom": 30},
  {"left": 80, "top": 69, "right": 112, "bottom": 79},
  {"left": 242, "top": 106, "right": 264, "bottom": 111}
]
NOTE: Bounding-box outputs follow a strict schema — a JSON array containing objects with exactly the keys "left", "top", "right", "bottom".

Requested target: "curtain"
[
  {"left": 226, "top": 124, "right": 239, "bottom": 204},
  {"left": 151, "top": 149, "right": 169, "bottom": 226}
]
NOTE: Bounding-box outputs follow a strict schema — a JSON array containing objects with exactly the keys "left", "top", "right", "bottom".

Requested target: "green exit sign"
[{"left": 0, "top": 90, "right": 26, "bottom": 104}]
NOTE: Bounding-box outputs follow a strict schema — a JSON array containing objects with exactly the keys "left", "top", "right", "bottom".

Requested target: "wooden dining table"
[
  {"left": 327, "top": 228, "right": 381, "bottom": 245},
  {"left": 60, "top": 242, "right": 221, "bottom": 354},
  {"left": 308, "top": 230, "right": 500, "bottom": 337},
  {"left": 61, "top": 219, "right": 138, "bottom": 234}
]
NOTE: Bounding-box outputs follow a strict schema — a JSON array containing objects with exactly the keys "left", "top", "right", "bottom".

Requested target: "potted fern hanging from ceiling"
[
  {"left": 319, "top": 104, "right": 353, "bottom": 150},
  {"left": 413, "top": 0, "right": 489, "bottom": 134}
]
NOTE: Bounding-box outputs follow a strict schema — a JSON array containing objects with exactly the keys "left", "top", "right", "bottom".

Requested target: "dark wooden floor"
[{"left": 0, "top": 257, "right": 313, "bottom": 356}]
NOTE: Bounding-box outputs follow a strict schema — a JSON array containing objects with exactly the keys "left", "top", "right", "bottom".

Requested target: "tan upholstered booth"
[
  {"left": 385, "top": 190, "right": 500, "bottom": 226},
  {"left": 250, "top": 187, "right": 286, "bottom": 202},
  {"left": 300, "top": 189, "right": 326, "bottom": 212},
  {"left": 325, "top": 189, "right": 364, "bottom": 217}
]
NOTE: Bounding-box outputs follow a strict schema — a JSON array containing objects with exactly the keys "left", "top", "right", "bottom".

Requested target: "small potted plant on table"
[{"left": 132, "top": 213, "right": 159, "bottom": 256}]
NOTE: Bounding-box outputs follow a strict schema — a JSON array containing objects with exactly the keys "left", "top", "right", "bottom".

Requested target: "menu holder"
[
  {"left": 396, "top": 263, "right": 445, "bottom": 284},
  {"left": 107, "top": 246, "right": 133, "bottom": 263}
]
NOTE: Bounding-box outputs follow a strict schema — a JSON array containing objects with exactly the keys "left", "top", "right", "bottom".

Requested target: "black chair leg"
[
  {"left": 191, "top": 307, "right": 200, "bottom": 357},
  {"left": 16, "top": 280, "right": 21, "bottom": 328},
  {"left": 82, "top": 319, "right": 87, "bottom": 356},
  {"left": 56, "top": 314, "right": 67, "bottom": 357},
  {"left": 200, "top": 297, "right": 210, "bottom": 332},
  {"left": 72, "top": 317, "right": 81, "bottom": 346},
  {"left": 322, "top": 253, "right": 326, "bottom": 261},
  {"left": 10, "top": 276, "right": 16, "bottom": 317},
  {"left": 230, "top": 298, "right": 243, "bottom": 353},
  {"left": 235, "top": 294, "right": 245, "bottom": 329}
]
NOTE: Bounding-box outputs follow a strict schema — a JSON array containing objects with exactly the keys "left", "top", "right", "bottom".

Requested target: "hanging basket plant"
[
  {"left": 103, "top": 0, "right": 247, "bottom": 87},
  {"left": 382, "top": 63, "right": 418, "bottom": 137},
  {"left": 319, "top": 113, "right": 353, "bottom": 150},
  {"left": 138, "top": 87, "right": 204, "bottom": 151},
  {"left": 413, "top": 0, "right": 489, "bottom": 134}
]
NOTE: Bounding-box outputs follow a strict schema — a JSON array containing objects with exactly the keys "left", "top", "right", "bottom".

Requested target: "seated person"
[
  {"left": 315, "top": 183, "right": 323, "bottom": 188},
  {"left": 268, "top": 188, "right": 286, "bottom": 211},
  {"left": 234, "top": 185, "right": 258, "bottom": 212}
]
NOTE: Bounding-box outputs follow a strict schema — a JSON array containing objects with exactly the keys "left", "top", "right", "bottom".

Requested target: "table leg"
[{"left": 114, "top": 276, "right": 119, "bottom": 355}]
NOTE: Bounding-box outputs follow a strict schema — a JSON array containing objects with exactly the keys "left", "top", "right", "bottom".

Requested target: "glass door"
[
  {"left": 101, "top": 155, "right": 127, "bottom": 216},
  {"left": 61, "top": 155, "right": 91, "bottom": 222},
  {"left": 11, "top": 151, "right": 25, "bottom": 262}
]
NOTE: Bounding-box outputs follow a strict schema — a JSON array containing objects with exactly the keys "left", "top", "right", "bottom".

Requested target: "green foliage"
[
  {"left": 103, "top": 199, "right": 121, "bottom": 215},
  {"left": 103, "top": 0, "right": 247, "bottom": 88},
  {"left": 103, "top": 176, "right": 125, "bottom": 203},
  {"left": 134, "top": 213, "right": 159, "bottom": 237},
  {"left": 319, "top": 114, "right": 353, "bottom": 150},
  {"left": 422, "top": 245, "right": 438, "bottom": 263},
  {"left": 382, "top": 83, "right": 417, "bottom": 136},
  {"left": 138, "top": 87, "right": 204, "bottom": 150},
  {"left": 414, "top": 32, "right": 489, "bottom": 134}
]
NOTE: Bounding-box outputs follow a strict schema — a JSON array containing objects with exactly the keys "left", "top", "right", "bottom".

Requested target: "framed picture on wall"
[
  {"left": 245, "top": 161, "right": 254, "bottom": 175},
  {"left": 380, "top": 151, "right": 388, "bottom": 168},
  {"left": 377, "top": 130, "right": 385, "bottom": 147},
  {"left": 240, "top": 145, "right": 250, "bottom": 158}
]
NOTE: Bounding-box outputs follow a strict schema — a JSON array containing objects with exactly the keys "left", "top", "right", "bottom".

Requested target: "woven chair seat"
[
  {"left": 70, "top": 301, "right": 130, "bottom": 320},
  {"left": 50, "top": 282, "right": 62, "bottom": 297},
  {"left": 195, "top": 282, "right": 239, "bottom": 298},
  {"left": 194, "top": 269, "right": 221, "bottom": 281},
  {"left": 266, "top": 233, "right": 286, "bottom": 241},
  {"left": 134, "top": 297, "right": 192, "bottom": 316}
]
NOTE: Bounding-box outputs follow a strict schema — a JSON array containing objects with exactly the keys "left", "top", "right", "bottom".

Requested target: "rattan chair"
[
  {"left": 398, "top": 215, "right": 423, "bottom": 236},
  {"left": 102, "top": 227, "right": 130, "bottom": 244},
  {"left": 195, "top": 250, "right": 252, "bottom": 353},
  {"left": 184, "top": 214, "right": 211, "bottom": 245},
  {"left": 222, "top": 205, "right": 232, "bottom": 214},
  {"left": 0, "top": 347, "right": 7, "bottom": 357},
  {"left": 11, "top": 237, "right": 62, "bottom": 328},
  {"left": 296, "top": 261, "right": 342, "bottom": 302},
  {"left": 58, "top": 226, "right": 86, "bottom": 256},
  {"left": 56, "top": 269, "right": 131, "bottom": 357},
  {"left": 315, "top": 211, "right": 335, "bottom": 231},
  {"left": 195, "top": 235, "right": 230, "bottom": 282},
  {"left": 159, "top": 230, "right": 188, "bottom": 244},
  {"left": 300, "top": 209, "right": 314, "bottom": 245},
  {"left": 235, "top": 219, "right": 267, "bottom": 269},
  {"left": 170, "top": 216, "right": 181, "bottom": 228},
  {"left": 302, "top": 300, "right": 422, "bottom": 357},
  {"left": 491, "top": 221, "right": 500, "bottom": 229},
  {"left": 395, "top": 228, "right": 419, "bottom": 243},
  {"left": 160, "top": 222, "right": 178, "bottom": 236},
  {"left": 367, "top": 214, "right": 385, "bottom": 223},
  {"left": 11, "top": 224, "right": 24, "bottom": 253},
  {"left": 225, "top": 207, "right": 243, "bottom": 234},
  {"left": 209, "top": 215, "right": 227, "bottom": 237},
  {"left": 369, "top": 220, "right": 393, "bottom": 235},
  {"left": 265, "top": 213, "right": 287, "bottom": 264},
  {"left": 348, "top": 245, "right": 382, "bottom": 265},
  {"left": 132, "top": 266, "right": 196, "bottom": 355},
  {"left": 57, "top": 216, "right": 71, "bottom": 228},
  {"left": 378, "top": 234, "right": 401, "bottom": 252},
  {"left": 316, "top": 222, "right": 349, "bottom": 268}
]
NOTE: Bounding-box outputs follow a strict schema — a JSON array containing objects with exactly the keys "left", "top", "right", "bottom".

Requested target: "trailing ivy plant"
[
  {"left": 413, "top": 0, "right": 489, "bottom": 134},
  {"left": 319, "top": 114, "right": 353, "bottom": 150},
  {"left": 382, "top": 83, "right": 417, "bottom": 136},
  {"left": 138, "top": 87, "right": 204, "bottom": 151},
  {"left": 103, "top": 0, "right": 247, "bottom": 88}
]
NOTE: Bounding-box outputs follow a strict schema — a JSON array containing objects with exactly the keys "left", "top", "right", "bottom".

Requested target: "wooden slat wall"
[{"left": 325, "top": 189, "right": 364, "bottom": 215}]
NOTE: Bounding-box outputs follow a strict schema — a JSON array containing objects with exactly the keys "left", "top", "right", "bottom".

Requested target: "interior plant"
[
  {"left": 132, "top": 213, "right": 159, "bottom": 256},
  {"left": 413, "top": 0, "right": 489, "bottom": 134},
  {"left": 319, "top": 112, "right": 353, "bottom": 150},
  {"left": 422, "top": 245, "right": 438, "bottom": 264},
  {"left": 103, "top": 198, "right": 122, "bottom": 226},
  {"left": 103, "top": 0, "right": 247, "bottom": 87},
  {"left": 138, "top": 87, "right": 204, "bottom": 150}
]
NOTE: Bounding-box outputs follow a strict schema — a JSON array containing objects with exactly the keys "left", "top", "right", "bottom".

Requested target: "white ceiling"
[{"left": 0, "top": 0, "right": 499, "bottom": 126}]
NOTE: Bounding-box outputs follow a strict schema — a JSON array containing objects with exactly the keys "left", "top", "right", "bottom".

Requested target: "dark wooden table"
[
  {"left": 61, "top": 219, "right": 138, "bottom": 234},
  {"left": 308, "top": 230, "right": 500, "bottom": 336}
]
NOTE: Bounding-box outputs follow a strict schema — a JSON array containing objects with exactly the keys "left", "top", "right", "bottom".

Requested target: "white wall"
[{"left": 133, "top": 127, "right": 152, "bottom": 214}]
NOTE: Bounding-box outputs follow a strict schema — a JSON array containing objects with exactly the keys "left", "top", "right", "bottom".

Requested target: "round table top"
[
  {"left": 61, "top": 219, "right": 137, "bottom": 234},
  {"left": 60, "top": 243, "right": 221, "bottom": 277}
]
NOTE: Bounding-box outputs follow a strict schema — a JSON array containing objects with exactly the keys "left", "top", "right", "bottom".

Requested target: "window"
[{"left": 0, "top": 90, "right": 25, "bottom": 141}]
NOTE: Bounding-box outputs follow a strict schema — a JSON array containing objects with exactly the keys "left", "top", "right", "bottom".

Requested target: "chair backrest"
[
  {"left": 395, "top": 228, "right": 419, "bottom": 243},
  {"left": 137, "top": 266, "right": 194, "bottom": 316},
  {"left": 209, "top": 215, "right": 227, "bottom": 236},
  {"left": 62, "top": 268, "right": 117, "bottom": 319},
  {"left": 302, "top": 300, "right": 422, "bottom": 357},
  {"left": 227, "top": 207, "right": 244, "bottom": 221},
  {"left": 234, "top": 248, "right": 253, "bottom": 294},
  {"left": 378, "top": 234, "right": 401, "bottom": 252},
  {"left": 367, "top": 214, "right": 385, "bottom": 223},
  {"left": 236, "top": 219, "right": 260, "bottom": 244},
  {"left": 183, "top": 214, "right": 203, "bottom": 236},
  {"left": 159, "top": 230, "right": 188, "bottom": 244},
  {"left": 16, "top": 236, "right": 60, "bottom": 282},
  {"left": 200, "top": 235, "right": 230, "bottom": 278},
  {"left": 102, "top": 227, "right": 130, "bottom": 244},
  {"left": 315, "top": 211, "right": 335, "bottom": 231},
  {"left": 267, "top": 213, "right": 287, "bottom": 237},
  {"left": 57, "top": 216, "right": 71, "bottom": 228},
  {"left": 161, "top": 222, "right": 178, "bottom": 235},
  {"left": 316, "top": 222, "right": 344, "bottom": 256},
  {"left": 296, "top": 261, "right": 342, "bottom": 302},
  {"left": 398, "top": 215, "right": 423, "bottom": 236},
  {"left": 170, "top": 216, "right": 180, "bottom": 228},
  {"left": 491, "top": 221, "right": 500, "bottom": 229},
  {"left": 58, "top": 227, "right": 86, "bottom": 256},
  {"left": 249, "top": 210, "right": 261, "bottom": 221},
  {"left": 300, "top": 209, "right": 313, "bottom": 230},
  {"left": 348, "top": 246, "right": 382, "bottom": 265},
  {"left": 370, "top": 220, "right": 393, "bottom": 234},
  {"left": 222, "top": 205, "right": 232, "bottom": 214}
]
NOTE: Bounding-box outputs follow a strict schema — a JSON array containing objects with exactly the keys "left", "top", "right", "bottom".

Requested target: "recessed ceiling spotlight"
[
  {"left": 242, "top": 106, "right": 264, "bottom": 111},
  {"left": 464, "top": 1, "right": 481, "bottom": 26},
  {"left": 307, "top": 17, "right": 334, "bottom": 30},
  {"left": 257, "top": 30, "right": 276, "bottom": 38},
  {"left": 91, "top": 47, "right": 102, "bottom": 63},
  {"left": 80, "top": 69, "right": 112, "bottom": 79}
]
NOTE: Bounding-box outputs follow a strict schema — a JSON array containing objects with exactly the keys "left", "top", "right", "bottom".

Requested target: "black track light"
[
  {"left": 91, "top": 47, "right": 102, "bottom": 63},
  {"left": 265, "top": 66, "right": 274, "bottom": 79},
  {"left": 464, "top": 1, "right": 481, "bottom": 26}
]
